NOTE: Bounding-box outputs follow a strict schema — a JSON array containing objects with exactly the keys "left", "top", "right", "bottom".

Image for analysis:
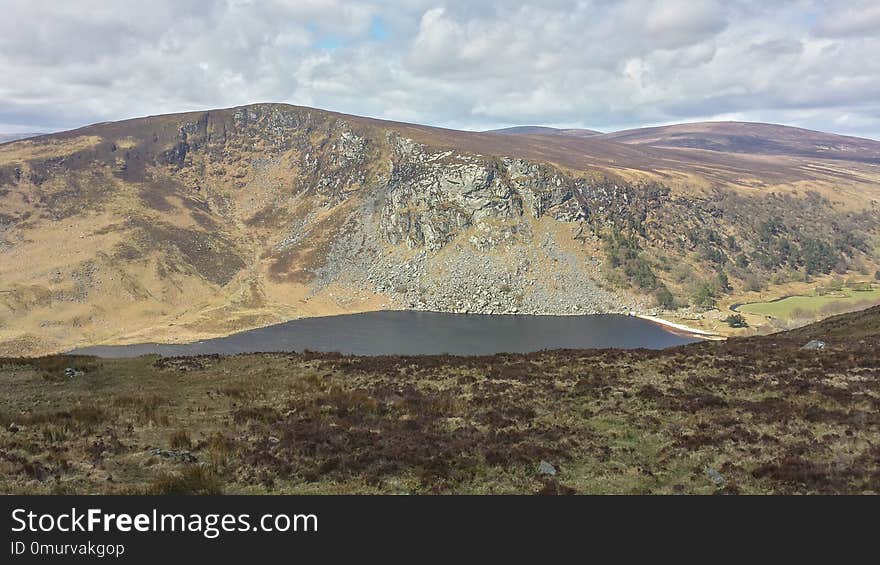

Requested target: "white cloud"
[
  {"left": 0, "top": 0, "right": 878, "bottom": 139},
  {"left": 644, "top": 0, "right": 728, "bottom": 49},
  {"left": 814, "top": 1, "right": 880, "bottom": 37}
]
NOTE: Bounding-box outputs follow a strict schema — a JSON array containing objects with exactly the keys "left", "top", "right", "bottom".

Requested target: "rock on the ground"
[
  {"left": 706, "top": 467, "right": 725, "bottom": 486},
  {"left": 538, "top": 460, "right": 557, "bottom": 476}
]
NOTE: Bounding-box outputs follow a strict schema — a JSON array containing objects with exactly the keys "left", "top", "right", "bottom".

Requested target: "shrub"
[
  {"left": 169, "top": 430, "right": 192, "bottom": 450},
  {"left": 655, "top": 286, "right": 675, "bottom": 310},
  {"left": 671, "top": 263, "right": 694, "bottom": 284},
  {"left": 801, "top": 238, "right": 838, "bottom": 275},
  {"left": 826, "top": 277, "right": 845, "bottom": 292},
  {"left": 113, "top": 394, "right": 167, "bottom": 425},
  {"left": 724, "top": 314, "right": 748, "bottom": 328},
  {"left": 716, "top": 271, "right": 731, "bottom": 293},
  {"left": 699, "top": 243, "right": 726, "bottom": 265},
  {"left": 875, "top": 270, "right": 880, "bottom": 281},
  {"left": 603, "top": 229, "right": 659, "bottom": 290},
  {"left": 625, "top": 257, "right": 658, "bottom": 289},
  {"left": 147, "top": 466, "right": 222, "bottom": 495},
  {"left": 847, "top": 280, "right": 872, "bottom": 292},
  {"left": 743, "top": 274, "right": 765, "bottom": 292},
  {"left": 691, "top": 282, "right": 718, "bottom": 309}
]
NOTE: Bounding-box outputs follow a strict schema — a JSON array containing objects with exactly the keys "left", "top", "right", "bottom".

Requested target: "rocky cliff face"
[{"left": 0, "top": 103, "right": 876, "bottom": 354}]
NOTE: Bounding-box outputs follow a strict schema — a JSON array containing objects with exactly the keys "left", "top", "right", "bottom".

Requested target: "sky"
[{"left": 1, "top": 0, "right": 879, "bottom": 138}]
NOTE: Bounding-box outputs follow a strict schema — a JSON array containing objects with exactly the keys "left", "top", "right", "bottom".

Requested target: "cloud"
[
  {"left": 644, "top": 0, "right": 728, "bottom": 49},
  {"left": 813, "top": 1, "right": 880, "bottom": 37},
  {"left": 0, "top": 0, "right": 878, "bottom": 139}
]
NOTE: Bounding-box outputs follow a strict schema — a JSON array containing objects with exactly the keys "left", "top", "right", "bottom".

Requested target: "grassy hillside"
[
  {"left": 737, "top": 286, "right": 880, "bottom": 318},
  {"left": 784, "top": 303, "right": 880, "bottom": 340},
  {"left": 0, "top": 306, "right": 877, "bottom": 494},
  {"left": 1, "top": 104, "right": 879, "bottom": 355}
]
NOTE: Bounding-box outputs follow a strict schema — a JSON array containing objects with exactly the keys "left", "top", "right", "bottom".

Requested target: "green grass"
[{"left": 738, "top": 287, "right": 880, "bottom": 319}]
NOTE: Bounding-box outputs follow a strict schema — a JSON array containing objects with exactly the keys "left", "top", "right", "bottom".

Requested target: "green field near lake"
[{"left": 737, "top": 287, "right": 880, "bottom": 319}]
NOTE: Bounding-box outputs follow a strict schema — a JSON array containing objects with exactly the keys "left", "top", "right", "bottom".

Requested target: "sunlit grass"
[{"left": 738, "top": 287, "right": 880, "bottom": 319}]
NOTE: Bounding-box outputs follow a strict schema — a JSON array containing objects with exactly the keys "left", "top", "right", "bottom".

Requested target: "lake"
[{"left": 69, "top": 311, "right": 700, "bottom": 357}]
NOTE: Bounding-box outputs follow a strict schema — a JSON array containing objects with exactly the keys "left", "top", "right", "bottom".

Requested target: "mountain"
[
  {"left": 0, "top": 133, "right": 43, "bottom": 144},
  {"left": 383, "top": 118, "right": 880, "bottom": 198},
  {"left": 599, "top": 121, "right": 880, "bottom": 164},
  {"left": 484, "top": 125, "right": 602, "bottom": 137},
  {"left": 1, "top": 103, "right": 878, "bottom": 355}
]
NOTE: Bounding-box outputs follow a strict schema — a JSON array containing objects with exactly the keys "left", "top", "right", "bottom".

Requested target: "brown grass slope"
[
  {"left": 784, "top": 303, "right": 880, "bottom": 340},
  {"left": 0, "top": 104, "right": 397, "bottom": 355},
  {"left": 0, "top": 304, "right": 877, "bottom": 494}
]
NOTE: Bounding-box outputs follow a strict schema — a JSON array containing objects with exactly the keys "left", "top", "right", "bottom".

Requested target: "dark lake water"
[{"left": 70, "top": 311, "right": 700, "bottom": 358}]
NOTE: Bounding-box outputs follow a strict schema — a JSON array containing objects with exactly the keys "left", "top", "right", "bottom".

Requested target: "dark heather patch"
[
  {"left": 128, "top": 218, "right": 245, "bottom": 286},
  {"left": 36, "top": 173, "right": 114, "bottom": 220},
  {"left": 137, "top": 175, "right": 182, "bottom": 212},
  {"left": 190, "top": 208, "right": 221, "bottom": 231},
  {"left": 268, "top": 247, "right": 314, "bottom": 284},
  {"left": 111, "top": 241, "right": 146, "bottom": 262},
  {"left": 244, "top": 206, "right": 290, "bottom": 229}
]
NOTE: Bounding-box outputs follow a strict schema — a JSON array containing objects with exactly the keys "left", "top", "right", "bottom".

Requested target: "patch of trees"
[
  {"left": 655, "top": 286, "right": 675, "bottom": 309},
  {"left": 691, "top": 281, "right": 718, "bottom": 309},
  {"left": 594, "top": 183, "right": 878, "bottom": 307},
  {"left": 800, "top": 238, "right": 838, "bottom": 275},
  {"left": 749, "top": 233, "right": 840, "bottom": 275},
  {"left": 716, "top": 270, "right": 731, "bottom": 293},
  {"left": 603, "top": 229, "right": 659, "bottom": 290},
  {"left": 739, "top": 194, "right": 875, "bottom": 276},
  {"left": 724, "top": 314, "right": 748, "bottom": 328}
]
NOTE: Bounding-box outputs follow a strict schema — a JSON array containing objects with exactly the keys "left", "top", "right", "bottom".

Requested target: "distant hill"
[
  {"left": 598, "top": 121, "right": 880, "bottom": 164},
  {"left": 0, "top": 133, "right": 42, "bottom": 144},
  {"left": 484, "top": 125, "right": 602, "bottom": 137}
]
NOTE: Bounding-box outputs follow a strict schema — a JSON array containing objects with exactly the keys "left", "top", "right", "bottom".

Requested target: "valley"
[{"left": 1, "top": 104, "right": 879, "bottom": 355}]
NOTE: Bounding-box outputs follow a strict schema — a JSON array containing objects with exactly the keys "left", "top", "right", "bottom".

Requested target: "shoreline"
[
  {"left": 635, "top": 314, "right": 725, "bottom": 341},
  {"left": 20, "top": 309, "right": 724, "bottom": 357}
]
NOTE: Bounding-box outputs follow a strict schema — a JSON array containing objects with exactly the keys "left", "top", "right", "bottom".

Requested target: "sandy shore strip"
[{"left": 635, "top": 314, "right": 725, "bottom": 341}]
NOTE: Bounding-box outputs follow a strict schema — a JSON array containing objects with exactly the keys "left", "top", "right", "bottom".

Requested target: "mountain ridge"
[
  {"left": 17, "top": 104, "right": 880, "bottom": 188},
  {"left": 599, "top": 121, "right": 880, "bottom": 163},
  {"left": 484, "top": 125, "right": 603, "bottom": 137},
  {"left": 0, "top": 132, "right": 44, "bottom": 144}
]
